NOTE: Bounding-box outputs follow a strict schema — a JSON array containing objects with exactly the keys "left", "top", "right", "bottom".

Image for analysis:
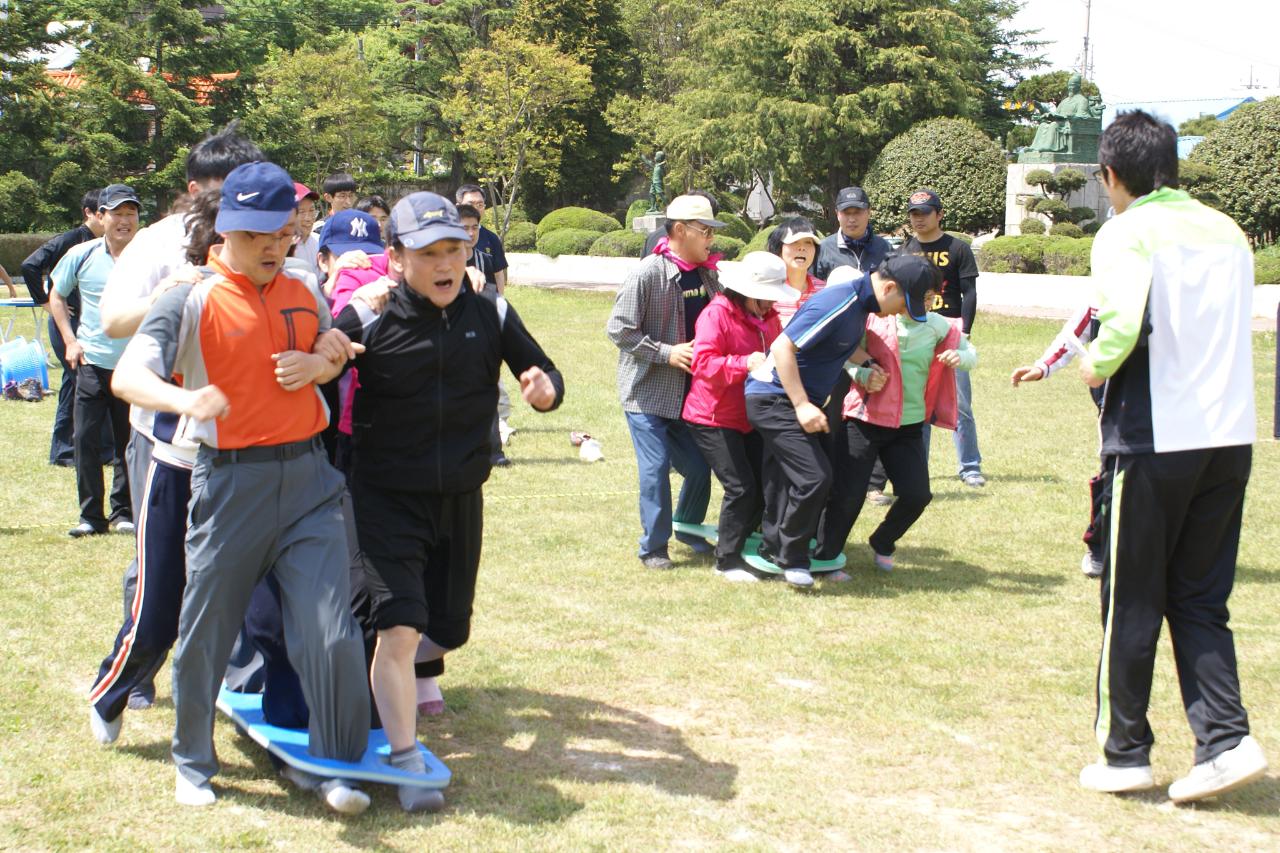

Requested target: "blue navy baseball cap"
[
  {"left": 880, "top": 254, "right": 938, "bottom": 322},
  {"left": 388, "top": 192, "right": 471, "bottom": 250},
  {"left": 319, "top": 209, "right": 384, "bottom": 256},
  {"left": 215, "top": 162, "right": 297, "bottom": 234}
]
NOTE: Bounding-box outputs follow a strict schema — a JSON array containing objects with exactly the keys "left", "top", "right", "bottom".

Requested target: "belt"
[{"left": 205, "top": 437, "right": 321, "bottom": 467}]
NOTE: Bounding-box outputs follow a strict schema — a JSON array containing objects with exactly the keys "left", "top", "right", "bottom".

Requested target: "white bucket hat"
[{"left": 718, "top": 252, "right": 801, "bottom": 302}]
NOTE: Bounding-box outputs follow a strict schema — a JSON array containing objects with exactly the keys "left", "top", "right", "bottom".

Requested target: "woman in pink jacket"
[
  {"left": 683, "top": 252, "right": 797, "bottom": 581},
  {"left": 813, "top": 262, "right": 976, "bottom": 572}
]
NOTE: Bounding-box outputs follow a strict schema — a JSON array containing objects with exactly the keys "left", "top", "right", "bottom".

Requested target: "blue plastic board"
[
  {"left": 217, "top": 686, "right": 450, "bottom": 789},
  {"left": 674, "top": 521, "right": 846, "bottom": 574}
]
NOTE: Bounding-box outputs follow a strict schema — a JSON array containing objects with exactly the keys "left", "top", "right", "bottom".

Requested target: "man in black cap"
[
  {"left": 20, "top": 189, "right": 106, "bottom": 466},
  {"left": 814, "top": 187, "right": 893, "bottom": 281},
  {"left": 902, "top": 188, "right": 985, "bottom": 488},
  {"left": 47, "top": 184, "right": 142, "bottom": 536}
]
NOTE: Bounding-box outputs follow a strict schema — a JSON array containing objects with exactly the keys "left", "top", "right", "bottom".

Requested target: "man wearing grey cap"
[
  {"left": 335, "top": 191, "right": 564, "bottom": 811},
  {"left": 607, "top": 193, "right": 724, "bottom": 570},
  {"left": 47, "top": 184, "right": 142, "bottom": 537}
]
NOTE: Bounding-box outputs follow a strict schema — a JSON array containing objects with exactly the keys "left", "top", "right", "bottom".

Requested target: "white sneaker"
[
  {"left": 89, "top": 705, "right": 121, "bottom": 745},
  {"left": 498, "top": 418, "right": 515, "bottom": 446},
  {"left": 1079, "top": 760, "right": 1154, "bottom": 793},
  {"left": 175, "top": 771, "right": 216, "bottom": 806},
  {"left": 319, "top": 778, "right": 371, "bottom": 815},
  {"left": 1169, "top": 735, "right": 1268, "bottom": 804},
  {"left": 719, "top": 568, "right": 760, "bottom": 583},
  {"left": 1081, "top": 552, "right": 1103, "bottom": 578},
  {"left": 783, "top": 568, "right": 813, "bottom": 589}
]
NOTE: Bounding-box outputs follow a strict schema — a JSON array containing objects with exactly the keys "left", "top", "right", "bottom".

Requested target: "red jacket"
[
  {"left": 842, "top": 313, "right": 965, "bottom": 430},
  {"left": 682, "top": 293, "right": 782, "bottom": 433}
]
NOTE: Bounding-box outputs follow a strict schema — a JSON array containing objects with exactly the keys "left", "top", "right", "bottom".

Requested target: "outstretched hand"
[{"left": 1010, "top": 365, "right": 1044, "bottom": 386}]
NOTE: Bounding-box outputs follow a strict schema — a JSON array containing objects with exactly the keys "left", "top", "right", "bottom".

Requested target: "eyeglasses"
[
  {"left": 1093, "top": 167, "right": 1108, "bottom": 183},
  {"left": 681, "top": 222, "right": 714, "bottom": 239}
]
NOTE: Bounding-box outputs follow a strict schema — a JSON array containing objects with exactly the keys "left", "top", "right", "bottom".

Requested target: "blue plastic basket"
[{"left": 0, "top": 337, "right": 50, "bottom": 390}]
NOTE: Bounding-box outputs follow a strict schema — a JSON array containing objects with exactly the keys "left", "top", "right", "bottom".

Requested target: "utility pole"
[{"left": 1079, "top": 0, "right": 1094, "bottom": 81}]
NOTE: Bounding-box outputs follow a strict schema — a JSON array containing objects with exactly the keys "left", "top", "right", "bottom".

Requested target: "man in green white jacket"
[{"left": 1077, "top": 110, "right": 1267, "bottom": 804}]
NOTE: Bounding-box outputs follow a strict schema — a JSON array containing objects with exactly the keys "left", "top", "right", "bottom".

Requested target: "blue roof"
[{"left": 1104, "top": 97, "right": 1261, "bottom": 131}]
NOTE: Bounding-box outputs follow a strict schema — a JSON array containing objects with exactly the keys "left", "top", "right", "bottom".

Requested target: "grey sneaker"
[
  {"left": 962, "top": 472, "right": 987, "bottom": 488},
  {"left": 866, "top": 489, "right": 895, "bottom": 506},
  {"left": 641, "top": 550, "right": 674, "bottom": 570},
  {"left": 1081, "top": 552, "right": 1103, "bottom": 578}
]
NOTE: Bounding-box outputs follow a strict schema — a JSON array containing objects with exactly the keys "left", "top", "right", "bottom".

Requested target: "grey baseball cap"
[{"left": 388, "top": 192, "right": 472, "bottom": 249}]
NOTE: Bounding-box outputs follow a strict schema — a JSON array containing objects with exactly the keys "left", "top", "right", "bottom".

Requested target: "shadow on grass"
[
  {"left": 177, "top": 686, "right": 736, "bottom": 835},
  {"left": 1237, "top": 563, "right": 1280, "bottom": 584},
  {"left": 822, "top": 546, "right": 1066, "bottom": 598},
  {"left": 1103, "top": 775, "right": 1280, "bottom": 816}
]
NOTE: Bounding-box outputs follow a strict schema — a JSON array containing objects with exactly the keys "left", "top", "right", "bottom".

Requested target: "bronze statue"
[
  {"left": 641, "top": 151, "right": 666, "bottom": 214},
  {"left": 1019, "top": 74, "right": 1105, "bottom": 164}
]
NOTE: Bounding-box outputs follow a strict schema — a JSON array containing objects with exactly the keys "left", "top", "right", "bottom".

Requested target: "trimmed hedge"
[
  {"left": 536, "top": 206, "right": 621, "bottom": 241},
  {"left": 503, "top": 221, "right": 538, "bottom": 252},
  {"left": 0, "top": 233, "right": 56, "bottom": 274},
  {"left": 977, "top": 236, "right": 1047, "bottom": 273},
  {"left": 978, "top": 235, "right": 1092, "bottom": 275},
  {"left": 535, "top": 228, "right": 600, "bottom": 258},
  {"left": 710, "top": 235, "right": 744, "bottom": 261},
  {"left": 1257, "top": 244, "right": 1280, "bottom": 285},
  {"left": 589, "top": 229, "right": 646, "bottom": 257},
  {"left": 1042, "top": 237, "right": 1092, "bottom": 276},
  {"left": 945, "top": 231, "right": 973, "bottom": 245},
  {"left": 624, "top": 199, "right": 650, "bottom": 229},
  {"left": 864, "top": 117, "right": 1006, "bottom": 233},
  {"left": 717, "top": 212, "right": 755, "bottom": 243},
  {"left": 1049, "top": 222, "right": 1085, "bottom": 238},
  {"left": 1020, "top": 217, "right": 1046, "bottom": 235}
]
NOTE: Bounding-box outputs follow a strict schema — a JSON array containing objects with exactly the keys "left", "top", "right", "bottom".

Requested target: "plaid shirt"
[{"left": 606, "top": 253, "right": 721, "bottom": 418}]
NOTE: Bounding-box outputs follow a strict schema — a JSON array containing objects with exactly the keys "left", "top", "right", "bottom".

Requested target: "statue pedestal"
[
  {"left": 1005, "top": 162, "right": 1111, "bottom": 235},
  {"left": 632, "top": 214, "right": 664, "bottom": 234}
]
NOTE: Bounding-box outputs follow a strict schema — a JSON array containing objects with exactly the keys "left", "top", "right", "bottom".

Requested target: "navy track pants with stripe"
[{"left": 88, "top": 457, "right": 190, "bottom": 722}]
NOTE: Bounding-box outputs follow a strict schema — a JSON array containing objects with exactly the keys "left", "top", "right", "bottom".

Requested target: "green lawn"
[{"left": 1, "top": 289, "right": 1277, "bottom": 851}]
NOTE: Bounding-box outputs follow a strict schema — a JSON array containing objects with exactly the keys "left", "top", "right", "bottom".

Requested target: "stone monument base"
[
  {"left": 632, "top": 213, "right": 664, "bottom": 234},
  {"left": 1005, "top": 162, "right": 1110, "bottom": 236}
]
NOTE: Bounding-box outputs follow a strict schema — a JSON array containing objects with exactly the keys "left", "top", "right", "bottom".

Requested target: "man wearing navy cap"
[
  {"left": 903, "top": 188, "right": 985, "bottom": 488},
  {"left": 744, "top": 257, "right": 935, "bottom": 588},
  {"left": 334, "top": 191, "right": 563, "bottom": 811},
  {"left": 110, "top": 161, "right": 372, "bottom": 813},
  {"left": 48, "top": 184, "right": 142, "bottom": 537}
]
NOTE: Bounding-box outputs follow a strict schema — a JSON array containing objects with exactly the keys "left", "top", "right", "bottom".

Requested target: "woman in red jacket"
[{"left": 682, "top": 252, "right": 797, "bottom": 581}]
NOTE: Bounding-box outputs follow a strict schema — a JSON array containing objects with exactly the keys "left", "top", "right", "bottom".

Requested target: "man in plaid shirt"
[{"left": 606, "top": 195, "right": 725, "bottom": 569}]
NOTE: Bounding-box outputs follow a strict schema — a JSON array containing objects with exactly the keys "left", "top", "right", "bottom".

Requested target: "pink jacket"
[
  {"left": 682, "top": 293, "right": 782, "bottom": 433},
  {"left": 842, "top": 314, "right": 964, "bottom": 430},
  {"left": 329, "top": 255, "right": 390, "bottom": 435}
]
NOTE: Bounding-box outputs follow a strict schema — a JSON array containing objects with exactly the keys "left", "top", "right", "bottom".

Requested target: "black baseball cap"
[
  {"left": 98, "top": 184, "right": 140, "bottom": 211},
  {"left": 906, "top": 188, "right": 942, "bottom": 213},
  {"left": 835, "top": 186, "right": 870, "bottom": 211},
  {"left": 880, "top": 254, "right": 937, "bottom": 322}
]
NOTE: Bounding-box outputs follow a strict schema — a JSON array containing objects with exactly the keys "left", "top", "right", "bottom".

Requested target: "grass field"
[{"left": 0, "top": 288, "right": 1277, "bottom": 851}]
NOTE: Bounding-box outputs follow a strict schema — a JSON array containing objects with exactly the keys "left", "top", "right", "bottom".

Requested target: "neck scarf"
[{"left": 653, "top": 235, "right": 721, "bottom": 272}]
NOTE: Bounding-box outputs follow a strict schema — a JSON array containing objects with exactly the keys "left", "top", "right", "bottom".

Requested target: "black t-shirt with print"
[
  {"left": 679, "top": 268, "right": 710, "bottom": 341},
  {"left": 904, "top": 233, "right": 978, "bottom": 329}
]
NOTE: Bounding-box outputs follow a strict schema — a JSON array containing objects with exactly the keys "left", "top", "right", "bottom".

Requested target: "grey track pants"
[{"left": 172, "top": 442, "right": 370, "bottom": 787}]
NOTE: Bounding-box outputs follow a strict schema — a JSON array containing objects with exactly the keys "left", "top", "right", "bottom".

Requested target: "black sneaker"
[{"left": 640, "top": 550, "right": 674, "bottom": 570}]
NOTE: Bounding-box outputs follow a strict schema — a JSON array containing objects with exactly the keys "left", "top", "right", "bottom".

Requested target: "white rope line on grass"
[{"left": 487, "top": 489, "right": 638, "bottom": 502}]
